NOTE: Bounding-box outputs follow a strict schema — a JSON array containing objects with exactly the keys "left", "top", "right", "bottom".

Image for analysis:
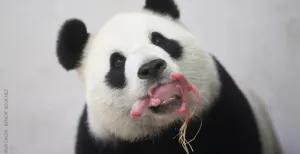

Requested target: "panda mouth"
[
  {"left": 149, "top": 94, "right": 182, "bottom": 114},
  {"left": 147, "top": 80, "right": 183, "bottom": 109},
  {"left": 130, "top": 72, "right": 200, "bottom": 119},
  {"left": 130, "top": 80, "right": 183, "bottom": 118}
]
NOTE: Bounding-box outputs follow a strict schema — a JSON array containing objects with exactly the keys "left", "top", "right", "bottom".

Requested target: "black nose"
[{"left": 138, "top": 59, "right": 167, "bottom": 79}]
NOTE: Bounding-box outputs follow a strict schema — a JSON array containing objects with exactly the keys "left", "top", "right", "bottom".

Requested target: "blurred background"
[{"left": 0, "top": 0, "right": 299, "bottom": 153}]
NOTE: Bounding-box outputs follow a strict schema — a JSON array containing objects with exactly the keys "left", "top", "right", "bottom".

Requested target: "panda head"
[{"left": 56, "top": 0, "right": 220, "bottom": 142}]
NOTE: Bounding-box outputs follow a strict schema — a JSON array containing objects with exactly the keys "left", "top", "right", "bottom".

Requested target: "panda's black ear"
[
  {"left": 144, "top": 0, "right": 180, "bottom": 19},
  {"left": 56, "top": 18, "right": 89, "bottom": 71}
]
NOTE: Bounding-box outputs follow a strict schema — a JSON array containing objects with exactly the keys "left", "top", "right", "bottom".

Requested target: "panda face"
[
  {"left": 78, "top": 12, "right": 219, "bottom": 141},
  {"left": 84, "top": 14, "right": 181, "bottom": 108},
  {"left": 57, "top": 1, "right": 220, "bottom": 141},
  {"left": 83, "top": 13, "right": 188, "bottom": 107}
]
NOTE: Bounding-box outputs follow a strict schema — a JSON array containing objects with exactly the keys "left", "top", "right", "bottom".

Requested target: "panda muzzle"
[{"left": 130, "top": 72, "right": 200, "bottom": 119}]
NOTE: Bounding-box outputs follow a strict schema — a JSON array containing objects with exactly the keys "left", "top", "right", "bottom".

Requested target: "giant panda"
[{"left": 55, "top": 0, "right": 282, "bottom": 154}]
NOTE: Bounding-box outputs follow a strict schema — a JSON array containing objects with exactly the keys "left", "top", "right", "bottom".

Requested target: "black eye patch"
[
  {"left": 105, "top": 52, "right": 127, "bottom": 89},
  {"left": 150, "top": 32, "right": 183, "bottom": 60}
]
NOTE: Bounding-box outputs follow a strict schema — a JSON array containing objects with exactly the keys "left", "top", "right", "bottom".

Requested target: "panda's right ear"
[{"left": 56, "top": 18, "right": 89, "bottom": 71}]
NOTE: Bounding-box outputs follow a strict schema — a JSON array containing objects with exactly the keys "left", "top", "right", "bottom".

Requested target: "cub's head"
[{"left": 56, "top": 0, "right": 219, "bottom": 142}]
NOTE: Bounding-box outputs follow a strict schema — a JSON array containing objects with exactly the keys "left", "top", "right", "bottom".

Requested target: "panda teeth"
[
  {"left": 161, "top": 95, "right": 181, "bottom": 105},
  {"left": 161, "top": 98, "right": 175, "bottom": 105}
]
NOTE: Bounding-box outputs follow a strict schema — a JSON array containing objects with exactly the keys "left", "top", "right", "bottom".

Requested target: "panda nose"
[{"left": 138, "top": 59, "right": 167, "bottom": 79}]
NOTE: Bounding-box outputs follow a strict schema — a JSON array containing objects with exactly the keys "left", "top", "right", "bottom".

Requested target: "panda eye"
[
  {"left": 150, "top": 32, "right": 183, "bottom": 60},
  {"left": 110, "top": 52, "right": 126, "bottom": 68},
  {"left": 151, "top": 32, "right": 166, "bottom": 47},
  {"left": 114, "top": 58, "right": 125, "bottom": 67}
]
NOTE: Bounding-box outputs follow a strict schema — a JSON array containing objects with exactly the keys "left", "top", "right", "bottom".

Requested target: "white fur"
[{"left": 77, "top": 11, "right": 220, "bottom": 142}]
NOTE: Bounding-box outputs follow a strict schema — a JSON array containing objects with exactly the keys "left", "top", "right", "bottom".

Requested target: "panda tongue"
[
  {"left": 130, "top": 73, "right": 200, "bottom": 119},
  {"left": 130, "top": 97, "right": 150, "bottom": 119},
  {"left": 130, "top": 83, "right": 180, "bottom": 119}
]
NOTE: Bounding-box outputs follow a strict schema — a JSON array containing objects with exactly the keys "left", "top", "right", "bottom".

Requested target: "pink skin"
[
  {"left": 170, "top": 73, "right": 200, "bottom": 113},
  {"left": 130, "top": 72, "right": 200, "bottom": 119},
  {"left": 130, "top": 96, "right": 150, "bottom": 119}
]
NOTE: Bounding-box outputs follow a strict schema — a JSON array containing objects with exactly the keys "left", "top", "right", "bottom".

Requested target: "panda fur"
[{"left": 56, "top": 0, "right": 282, "bottom": 154}]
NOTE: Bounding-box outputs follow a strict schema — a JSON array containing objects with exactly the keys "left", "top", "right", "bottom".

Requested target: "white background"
[{"left": 0, "top": 0, "right": 299, "bottom": 154}]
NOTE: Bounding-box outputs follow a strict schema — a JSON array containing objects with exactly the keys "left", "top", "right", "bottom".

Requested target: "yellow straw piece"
[
  {"left": 179, "top": 117, "right": 193, "bottom": 154},
  {"left": 177, "top": 108, "right": 202, "bottom": 154}
]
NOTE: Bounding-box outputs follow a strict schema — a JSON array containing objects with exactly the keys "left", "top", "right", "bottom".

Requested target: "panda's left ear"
[
  {"left": 144, "top": 0, "right": 180, "bottom": 19},
  {"left": 56, "top": 18, "right": 89, "bottom": 71}
]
